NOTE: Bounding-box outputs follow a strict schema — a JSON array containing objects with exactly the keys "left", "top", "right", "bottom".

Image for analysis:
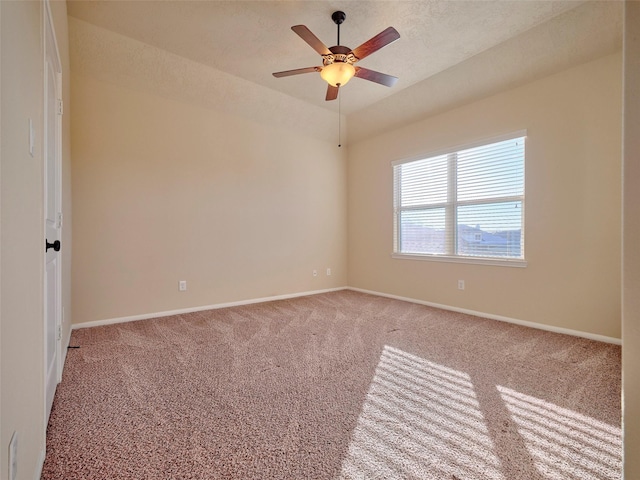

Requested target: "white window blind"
[{"left": 393, "top": 134, "right": 525, "bottom": 262}]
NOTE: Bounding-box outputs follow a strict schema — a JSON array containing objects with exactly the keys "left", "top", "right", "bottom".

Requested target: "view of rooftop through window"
[{"left": 394, "top": 135, "right": 525, "bottom": 260}]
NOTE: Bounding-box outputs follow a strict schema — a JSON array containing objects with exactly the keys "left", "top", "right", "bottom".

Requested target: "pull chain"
[{"left": 338, "top": 93, "right": 342, "bottom": 147}]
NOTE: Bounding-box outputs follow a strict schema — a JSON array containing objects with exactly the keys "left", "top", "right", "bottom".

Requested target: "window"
[{"left": 393, "top": 133, "right": 525, "bottom": 265}]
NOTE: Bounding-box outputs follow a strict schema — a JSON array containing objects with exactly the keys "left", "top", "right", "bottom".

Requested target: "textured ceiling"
[
  {"left": 66, "top": 1, "right": 622, "bottom": 144},
  {"left": 67, "top": 0, "right": 590, "bottom": 116},
  {"left": 349, "top": 0, "right": 623, "bottom": 142}
]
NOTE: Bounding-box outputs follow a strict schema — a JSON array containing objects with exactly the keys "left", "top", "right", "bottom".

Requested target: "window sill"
[{"left": 391, "top": 253, "right": 527, "bottom": 268}]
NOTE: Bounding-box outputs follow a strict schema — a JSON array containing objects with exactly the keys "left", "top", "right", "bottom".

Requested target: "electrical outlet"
[
  {"left": 312, "top": 270, "right": 318, "bottom": 277},
  {"left": 179, "top": 280, "right": 187, "bottom": 291},
  {"left": 326, "top": 268, "right": 331, "bottom": 276},
  {"left": 9, "top": 431, "right": 18, "bottom": 480},
  {"left": 458, "top": 280, "right": 465, "bottom": 290}
]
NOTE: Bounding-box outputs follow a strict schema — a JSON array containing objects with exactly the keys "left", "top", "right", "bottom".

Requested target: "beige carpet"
[{"left": 42, "top": 290, "right": 621, "bottom": 479}]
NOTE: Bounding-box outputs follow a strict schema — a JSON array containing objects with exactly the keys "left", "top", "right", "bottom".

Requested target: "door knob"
[{"left": 46, "top": 239, "right": 61, "bottom": 252}]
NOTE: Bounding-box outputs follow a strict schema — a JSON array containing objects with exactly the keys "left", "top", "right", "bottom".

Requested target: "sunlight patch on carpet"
[
  {"left": 339, "top": 345, "right": 503, "bottom": 480},
  {"left": 498, "top": 386, "right": 621, "bottom": 480}
]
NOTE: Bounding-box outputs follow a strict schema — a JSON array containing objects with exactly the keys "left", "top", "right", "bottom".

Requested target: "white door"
[{"left": 44, "top": 2, "right": 62, "bottom": 422}]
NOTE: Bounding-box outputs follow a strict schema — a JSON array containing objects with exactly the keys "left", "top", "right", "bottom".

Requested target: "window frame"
[{"left": 392, "top": 131, "right": 527, "bottom": 268}]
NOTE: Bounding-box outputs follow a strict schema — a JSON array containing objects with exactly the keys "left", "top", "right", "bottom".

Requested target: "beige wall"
[
  {"left": 623, "top": 1, "right": 640, "bottom": 476},
  {"left": 348, "top": 53, "right": 622, "bottom": 339},
  {"left": 0, "top": 1, "right": 71, "bottom": 478},
  {"left": 1, "top": 1, "right": 46, "bottom": 476},
  {"left": 2, "top": 1, "right": 45, "bottom": 477},
  {"left": 71, "top": 72, "right": 347, "bottom": 324}
]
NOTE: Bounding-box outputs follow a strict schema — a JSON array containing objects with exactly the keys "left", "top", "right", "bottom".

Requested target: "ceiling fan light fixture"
[{"left": 321, "top": 62, "right": 355, "bottom": 87}]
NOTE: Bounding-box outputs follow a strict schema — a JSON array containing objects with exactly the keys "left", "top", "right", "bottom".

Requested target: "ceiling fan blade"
[
  {"left": 354, "top": 67, "right": 398, "bottom": 87},
  {"left": 291, "top": 25, "right": 332, "bottom": 56},
  {"left": 272, "top": 66, "right": 320, "bottom": 78},
  {"left": 350, "top": 27, "right": 400, "bottom": 61},
  {"left": 326, "top": 85, "right": 339, "bottom": 101}
]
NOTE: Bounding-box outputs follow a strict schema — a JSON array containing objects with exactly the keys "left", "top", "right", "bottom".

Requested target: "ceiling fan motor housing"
[{"left": 322, "top": 46, "right": 356, "bottom": 67}]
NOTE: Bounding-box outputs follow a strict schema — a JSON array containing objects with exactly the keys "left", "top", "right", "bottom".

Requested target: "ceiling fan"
[{"left": 272, "top": 11, "right": 400, "bottom": 101}]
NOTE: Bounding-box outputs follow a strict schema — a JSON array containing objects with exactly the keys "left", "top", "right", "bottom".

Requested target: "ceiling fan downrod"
[{"left": 332, "top": 11, "right": 346, "bottom": 46}]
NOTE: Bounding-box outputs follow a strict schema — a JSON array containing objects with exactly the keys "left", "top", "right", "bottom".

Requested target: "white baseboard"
[
  {"left": 71, "top": 285, "right": 621, "bottom": 345},
  {"left": 347, "top": 287, "right": 622, "bottom": 345},
  {"left": 72, "top": 287, "right": 348, "bottom": 330}
]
